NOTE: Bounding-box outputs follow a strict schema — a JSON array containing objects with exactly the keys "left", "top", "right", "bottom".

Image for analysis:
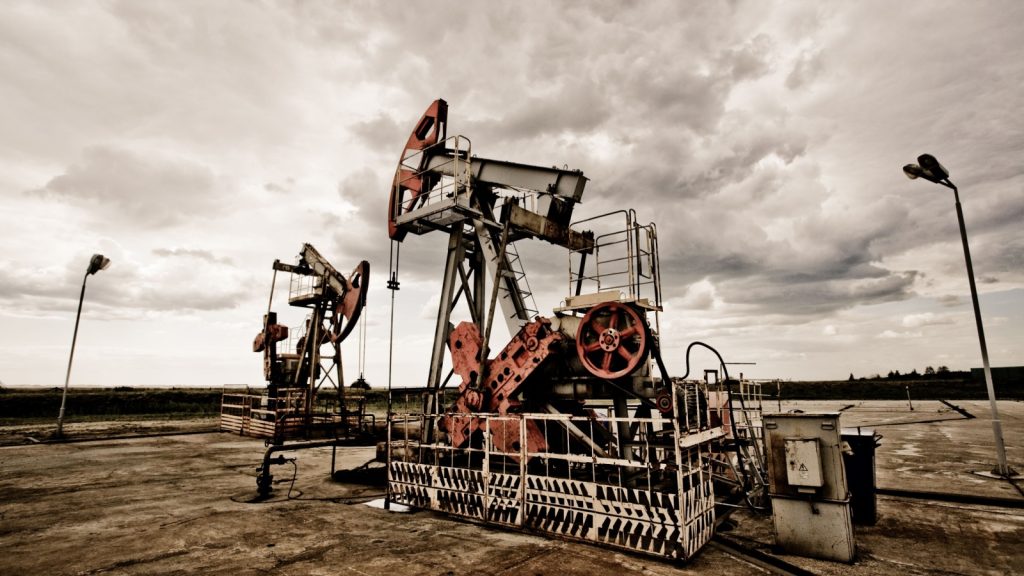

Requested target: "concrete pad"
[
  {"left": 0, "top": 433, "right": 764, "bottom": 575},
  {"left": 2, "top": 400, "right": 1021, "bottom": 575}
]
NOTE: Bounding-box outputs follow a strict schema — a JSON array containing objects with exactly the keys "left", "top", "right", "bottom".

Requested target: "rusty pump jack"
[
  {"left": 240, "top": 244, "right": 370, "bottom": 497},
  {"left": 385, "top": 100, "right": 733, "bottom": 561},
  {"left": 387, "top": 100, "right": 621, "bottom": 443},
  {"left": 252, "top": 243, "right": 369, "bottom": 440}
]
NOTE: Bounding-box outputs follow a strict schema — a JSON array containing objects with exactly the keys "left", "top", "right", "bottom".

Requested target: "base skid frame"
[{"left": 387, "top": 411, "right": 720, "bottom": 561}]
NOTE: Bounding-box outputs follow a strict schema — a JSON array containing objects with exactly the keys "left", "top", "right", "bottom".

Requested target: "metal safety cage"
[
  {"left": 288, "top": 274, "right": 317, "bottom": 303},
  {"left": 387, "top": 385, "right": 722, "bottom": 561},
  {"left": 392, "top": 135, "right": 474, "bottom": 233}
]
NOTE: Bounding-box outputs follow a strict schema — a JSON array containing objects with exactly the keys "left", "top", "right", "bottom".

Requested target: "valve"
[{"left": 255, "top": 454, "right": 296, "bottom": 498}]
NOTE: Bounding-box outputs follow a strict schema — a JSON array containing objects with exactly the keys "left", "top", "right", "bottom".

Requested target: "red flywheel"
[{"left": 575, "top": 302, "right": 650, "bottom": 379}]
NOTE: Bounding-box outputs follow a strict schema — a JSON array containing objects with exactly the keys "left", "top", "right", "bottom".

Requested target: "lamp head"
[
  {"left": 917, "top": 154, "right": 949, "bottom": 181},
  {"left": 902, "top": 153, "right": 950, "bottom": 185},
  {"left": 903, "top": 164, "right": 925, "bottom": 180},
  {"left": 87, "top": 254, "right": 111, "bottom": 275}
]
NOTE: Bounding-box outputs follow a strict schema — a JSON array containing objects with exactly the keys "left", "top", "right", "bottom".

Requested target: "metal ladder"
[{"left": 503, "top": 240, "right": 538, "bottom": 320}]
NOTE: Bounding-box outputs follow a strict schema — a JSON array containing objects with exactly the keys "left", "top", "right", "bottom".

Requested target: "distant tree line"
[
  {"left": 0, "top": 388, "right": 223, "bottom": 419},
  {"left": 848, "top": 366, "right": 970, "bottom": 381}
]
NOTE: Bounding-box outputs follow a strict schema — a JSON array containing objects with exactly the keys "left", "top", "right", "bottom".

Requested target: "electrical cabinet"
[
  {"left": 764, "top": 413, "right": 855, "bottom": 562},
  {"left": 784, "top": 438, "right": 823, "bottom": 488}
]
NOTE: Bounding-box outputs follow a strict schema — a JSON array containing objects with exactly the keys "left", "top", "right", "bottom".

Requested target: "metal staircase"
[{"left": 502, "top": 240, "right": 538, "bottom": 321}]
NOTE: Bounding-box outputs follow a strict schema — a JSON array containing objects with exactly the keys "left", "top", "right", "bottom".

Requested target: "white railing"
[
  {"left": 387, "top": 386, "right": 721, "bottom": 560},
  {"left": 568, "top": 209, "right": 661, "bottom": 310},
  {"left": 393, "top": 135, "right": 473, "bottom": 222}
]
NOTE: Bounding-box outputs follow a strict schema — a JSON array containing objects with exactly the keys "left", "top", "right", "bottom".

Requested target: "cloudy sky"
[{"left": 1, "top": 1, "right": 1022, "bottom": 389}]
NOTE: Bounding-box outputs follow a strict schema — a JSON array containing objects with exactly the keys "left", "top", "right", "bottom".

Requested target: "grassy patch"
[
  {"left": 771, "top": 378, "right": 1024, "bottom": 401},
  {"left": 0, "top": 388, "right": 223, "bottom": 419},
  {"left": 2, "top": 377, "right": 1019, "bottom": 424}
]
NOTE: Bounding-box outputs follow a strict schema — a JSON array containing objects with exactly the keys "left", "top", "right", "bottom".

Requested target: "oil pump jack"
[
  {"left": 222, "top": 243, "right": 371, "bottom": 448},
  {"left": 385, "top": 100, "right": 761, "bottom": 561},
  {"left": 237, "top": 244, "right": 378, "bottom": 498}
]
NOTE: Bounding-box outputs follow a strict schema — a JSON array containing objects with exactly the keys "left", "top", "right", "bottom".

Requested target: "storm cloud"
[{"left": 1, "top": 1, "right": 1021, "bottom": 386}]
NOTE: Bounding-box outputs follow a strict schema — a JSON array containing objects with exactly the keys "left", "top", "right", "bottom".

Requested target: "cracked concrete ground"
[{"left": 1, "top": 400, "right": 1021, "bottom": 575}]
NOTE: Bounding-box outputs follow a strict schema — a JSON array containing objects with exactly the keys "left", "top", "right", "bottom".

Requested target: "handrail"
[
  {"left": 393, "top": 135, "right": 473, "bottom": 218},
  {"left": 567, "top": 210, "right": 662, "bottom": 311}
]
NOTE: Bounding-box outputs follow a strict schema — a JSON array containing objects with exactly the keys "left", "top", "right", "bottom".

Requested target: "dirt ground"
[{"left": 1, "top": 401, "right": 1021, "bottom": 575}]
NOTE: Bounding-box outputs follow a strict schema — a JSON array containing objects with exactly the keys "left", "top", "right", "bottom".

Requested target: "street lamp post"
[
  {"left": 55, "top": 254, "right": 111, "bottom": 439},
  {"left": 903, "top": 154, "right": 1014, "bottom": 477}
]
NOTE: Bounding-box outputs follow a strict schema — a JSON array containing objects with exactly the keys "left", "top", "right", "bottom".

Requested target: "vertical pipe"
[
  {"left": 613, "top": 395, "right": 631, "bottom": 460},
  {"left": 306, "top": 299, "right": 324, "bottom": 436},
  {"left": 385, "top": 241, "right": 400, "bottom": 510},
  {"left": 266, "top": 267, "right": 278, "bottom": 316},
  {"left": 625, "top": 211, "right": 635, "bottom": 299},
  {"left": 633, "top": 219, "right": 642, "bottom": 298},
  {"left": 574, "top": 251, "right": 587, "bottom": 296},
  {"left": 519, "top": 415, "right": 527, "bottom": 527},
  {"left": 335, "top": 339, "right": 345, "bottom": 423}
]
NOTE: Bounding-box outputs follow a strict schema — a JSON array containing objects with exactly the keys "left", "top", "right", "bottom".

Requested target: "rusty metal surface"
[{"left": 442, "top": 318, "right": 563, "bottom": 455}]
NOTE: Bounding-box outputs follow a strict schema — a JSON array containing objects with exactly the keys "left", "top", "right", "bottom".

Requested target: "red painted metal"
[
  {"left": 388, "top": 99, "right": 448, "bottom": 241},
  {"left": 575, "top": 301, "right": 650, "bottom": 379},
  {"left": 330, "top": 260, "right": 369, "bottom": 344},
  {"left": 447, "top": 320, "right": 485, "bottom": 411},
  {"left": 253, "top": 322, "right": 289, "bottom": 380},
  {"left": 252, "top": 324, "right": 288, "bottom": 353},
  {"left": 442, "top": 318, "right": 563, "bottom": 456}
]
